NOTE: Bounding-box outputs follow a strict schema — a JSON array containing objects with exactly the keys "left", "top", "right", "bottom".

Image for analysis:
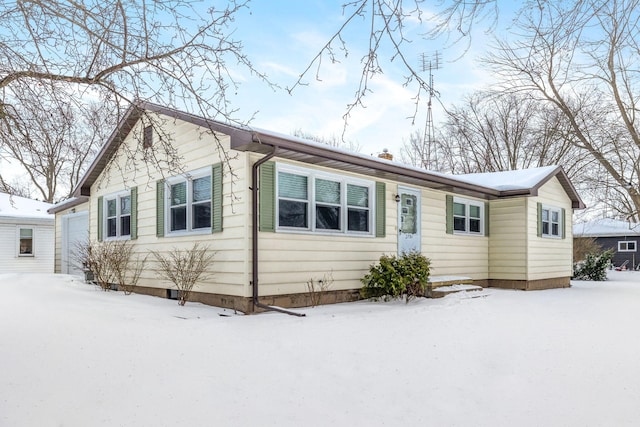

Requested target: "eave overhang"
[
  {"left": 232, "top": 133, "right": 566, "bottom": 202},
  {"left": 71, "top": 101, "right": 586, "bottom": 209}
]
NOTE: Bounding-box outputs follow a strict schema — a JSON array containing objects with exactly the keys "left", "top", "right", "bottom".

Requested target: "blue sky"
[
  {"left": 226, "top": 0, "right": 514, "bottom": 157},
  {"left": 0, "top": 1, "right": 516, "bottom": 189}
]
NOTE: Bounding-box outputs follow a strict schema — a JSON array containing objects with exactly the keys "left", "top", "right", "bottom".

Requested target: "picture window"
[{"left": 276, "top": 165, "right": 374, "bottom": 235}]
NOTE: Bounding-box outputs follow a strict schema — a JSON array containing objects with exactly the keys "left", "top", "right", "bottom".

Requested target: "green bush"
[
  {"left": 360, "top": 252, "right": 431, "bottom": 302},
  {"left": 572, "top": 249, "right": 614, "bottom": 281}
]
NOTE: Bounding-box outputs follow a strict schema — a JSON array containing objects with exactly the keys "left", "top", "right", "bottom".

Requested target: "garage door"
[{"left": 62, "top": 211, "right": 89, "bottom": 276}]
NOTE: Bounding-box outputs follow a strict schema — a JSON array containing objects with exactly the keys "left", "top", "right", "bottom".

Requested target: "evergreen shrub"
[
  {"left": 572, "top": 249, "right": 614, "bottom": 281},
  {"left": 360, "top": 252, "right": 431, "bottom": 302}
]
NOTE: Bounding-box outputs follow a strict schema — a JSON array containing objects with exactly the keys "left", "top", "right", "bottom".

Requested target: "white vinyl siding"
[
  {"left": 0, "top": 221, "right": 54, "bottom": 273},
  {"left": 488, "top": 198, "right": 527, "bottom": 280},
  {"left": 425, "top": 191, "right": 489, "bottom": 280},
  {"left": 528, "top": 177, "right": 573, "bottom": 281},
  {"left": 256, "top": 160, "right": 396, "bottom": 294},
  {"left": 90, "top": 116, "right": 248, "bottom": 297}
]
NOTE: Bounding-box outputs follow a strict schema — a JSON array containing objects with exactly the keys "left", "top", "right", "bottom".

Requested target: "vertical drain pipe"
[{"left": 251, "top": 146, "right": 305, "bottom": 317}]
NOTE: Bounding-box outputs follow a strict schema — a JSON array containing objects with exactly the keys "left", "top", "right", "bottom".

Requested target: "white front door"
[
  {"left": 398, "top": 187, "right": 421, "bottom": 254},
  {"left": 62, "top": 211, "right": 89, "bottom": 276}
]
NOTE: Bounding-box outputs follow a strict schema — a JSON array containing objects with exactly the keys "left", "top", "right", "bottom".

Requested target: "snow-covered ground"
[{"left": 2, "top": 271, "right": 640, "bottom": 427}]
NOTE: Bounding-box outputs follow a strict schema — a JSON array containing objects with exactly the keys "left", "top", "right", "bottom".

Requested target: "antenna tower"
[{"left": 419, "top": 51, "right": 441, "bottom": 170}]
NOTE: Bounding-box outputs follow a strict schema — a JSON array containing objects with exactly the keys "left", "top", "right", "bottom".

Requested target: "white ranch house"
[{"left": 49, "top": 103, "right": 585, "bottom": 313}]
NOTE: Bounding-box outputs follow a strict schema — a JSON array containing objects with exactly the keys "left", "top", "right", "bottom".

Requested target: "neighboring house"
[
  {"left": 574, "top": 218, "right": 640, "bottom": 269},
  {"left": 49, "top": 103, "right": 585, "bottom": 312},
  {"left": 0, "top": 192, "right": 54, "bottom": 273},
  {"left": 48, "top": 197, "right": 89, "bottom": 277}
]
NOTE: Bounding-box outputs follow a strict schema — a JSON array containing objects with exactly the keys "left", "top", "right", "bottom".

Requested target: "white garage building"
[{"left": 0, "top": 192, "right": 55, "bottom": 273}]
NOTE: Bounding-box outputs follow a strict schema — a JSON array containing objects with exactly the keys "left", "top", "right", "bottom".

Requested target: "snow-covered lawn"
[{"left": 2, "top": 272, "right": 640, "bottom": 427}]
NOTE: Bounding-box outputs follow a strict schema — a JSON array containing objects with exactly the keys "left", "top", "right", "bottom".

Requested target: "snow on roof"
[
  {"left": 251, "top": 125, "right": 562, "bottom": 193},
  {"left": 47, "top": 196, "right": 89, "bottom": 214},
  {"left": 0, "top": 192, "right": 53, "bottom": 220},
  {"left": 573, "top": 218, "right": 640, "bottom": 237},
  {"left": 451, "top": 166, "right": 559, "bottom": 191}
]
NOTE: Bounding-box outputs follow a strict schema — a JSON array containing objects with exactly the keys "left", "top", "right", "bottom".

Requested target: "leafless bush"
[
  {"left": 85, "top": 241, "right": 117, "bottom": 291},
  {"left": 574, "top": 237, "right": 602, "bottom": 263},
  {"left": 152, "top": 243, "right": 215, "bottom": 306},
  {"left": 75, "top": 240, "right": 146, "bottom": 292},
  {"left": 108, "top": 241, "right": 147, "bottom": 295},
  {"left": 306, "top": 272, "right": 334, "bottom": 307},
  {"left": 72, "top": 239, "right": 93, "bottom": 281}
]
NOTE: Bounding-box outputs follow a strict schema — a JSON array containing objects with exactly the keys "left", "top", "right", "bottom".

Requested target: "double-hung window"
[
  {"left": 18, "top": 227, "right": 34, "bottom": 256},
  {"left": 452, "top": 197, "right": 484, "bottom": 235},
  {"left": 541, "top": 206, "right": 561, "bottom": 237},
  {"left": 166, "top": 167, "right": 212, "bottom": 234},
  {"left": 103, "top": 191, "right": 131, "bottom": 239},
  {"left": 619, "top": 241, "right": 637, "bottom": 252},
  {"left": 276, "top": 165, "right": 374, "bottom": 235}
]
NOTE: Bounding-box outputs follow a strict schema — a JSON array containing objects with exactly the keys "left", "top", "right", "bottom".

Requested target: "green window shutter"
[
  {"left": 130, "top": 187, "right": 138, "bottom": 240},
  {"left": 259, "top": 161, "right": 276, "bottom": 232},
  {"left": 375, "top": 182, "right": 386, "bottom": 238},
  {"left": 446, "top": 195, "right": 453, "bottom": 234},
  {"left": 537, "top": 202, "right": 543, "bottom": 237},
  {"left": 212, "top": 163, "right": 223, "bottom": 233},
  {"left": 484, "top": 201, "right": 490, "bottom": 237},
  {"left": 561, "top": 207, "right": 566, "bottom": 239},
  {"left": 97, "top": 196, "right": 104, "bottom": 242},
  {"left": 156, "top": 180, "right": 165, "bottom": 237}
]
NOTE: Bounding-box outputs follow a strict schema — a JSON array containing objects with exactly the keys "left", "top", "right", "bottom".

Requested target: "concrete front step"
[
  {"left": 430, "top": 284, "right": 485, "bottom": 299},
  {"left": 427, "top": 275, "right": 484, "bottom": 298}
]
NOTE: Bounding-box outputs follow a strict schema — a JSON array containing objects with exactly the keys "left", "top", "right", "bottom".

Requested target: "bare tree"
[
  {"left": 0, "top": 174, "right": 31, "bottom": 198},
  {"left": 484, "top": 0, "right": 640, "bottom": 219},
  {"left": 0, "top": 85, "right": 111, "bottom": 202},
  {"left": 0, "top": 0, "right": 270, "bottom": 190},
  {"left": 400, "top": 129, "right": 432, "bottom": 169},
  {"left": 289, "top": 1, "right": 499, "bottom": 129},
  {"left": 434, "top": 91, "right": 585, "bottom": 175},
  {"left": 292, "top": 129, "right": 362, "bottom": 152}
]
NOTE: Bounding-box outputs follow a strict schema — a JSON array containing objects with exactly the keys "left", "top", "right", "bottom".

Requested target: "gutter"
[{"left": 251, "top": 146, "right": 305, "bottom": 317}]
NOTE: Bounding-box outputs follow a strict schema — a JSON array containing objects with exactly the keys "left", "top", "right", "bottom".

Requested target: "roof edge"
[
  {"left": 71, "top": 102, "right": 586, "bottom": 207},
  {"left": 241, "top": 131, "right": 504, "bottom": 198},
  {"left": 47, "top": 196, "right": 90, "bottom": 214}
]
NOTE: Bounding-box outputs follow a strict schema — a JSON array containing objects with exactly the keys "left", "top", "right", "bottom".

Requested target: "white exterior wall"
[
  {"left": 488, "top": 198, "right": 527, "bottom": 280},
  {"left": 422, "top": 189, "right": 489, "bottom": 280},
  {"left": 87, "top": 111, "right": 577, "bottom": 298},
  {"left": 527, "top": 177, "right": 574, "bottom": 280},
  {"left": 0, "top": 218, "right": 54, "bottom": 273},
  {"left": 255, "top": 157, "right": 397, "bottom": 296},
  {"left": 90, "top": 116, "right": 250, "bottom": 297},
  {"left": 256, "top": 164, "right": 491, "bottom": 296}
]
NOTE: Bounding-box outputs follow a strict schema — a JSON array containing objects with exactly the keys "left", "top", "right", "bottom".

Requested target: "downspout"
[{"left": 251, "top": 146, "right": 305, "bottom": 317}]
